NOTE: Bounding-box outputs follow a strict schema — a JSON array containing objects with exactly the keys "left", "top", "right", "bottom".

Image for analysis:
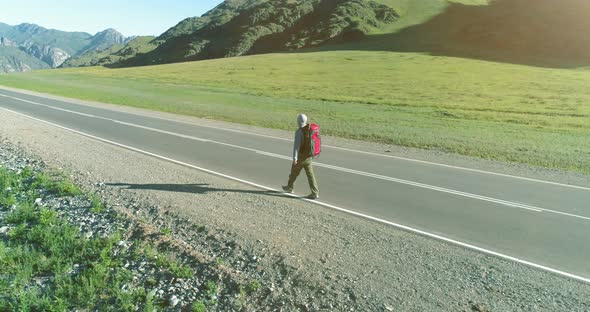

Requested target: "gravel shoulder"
[{"left": 1, "top": 105, "right": 590, "bottom": 311}]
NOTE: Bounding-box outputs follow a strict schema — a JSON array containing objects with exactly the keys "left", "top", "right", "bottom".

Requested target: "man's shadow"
[{"left": 106, "top": 183, "right": 287, "bottom": 198}]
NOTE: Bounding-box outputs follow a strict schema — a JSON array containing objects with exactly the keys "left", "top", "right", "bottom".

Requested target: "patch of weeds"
[
  {"left": 194, "top": 280, "right": 219, "bottom": 309},
  {"left": 0, "top": 194, "right": 16, "bottom": 208},
  {"left": 162, "top": 227, "right": 171, "bottom": 236},
  {"left": 144, "top": 244, "right": 193, "bottom": 278},
  {"left": 132, "top": 240, "right": 145, "bottom": 261},
  {"left": 0, "top": 169, "right": 19, "bottom": 207},
  {"left": 143, "top": 243, "right": 157, "bottom": 260},
  {"left": 205, "top": 280, "right": 218, "bottom": 300},
  {"left": 33, "top": 172, "right": 81, "bottom": 197},
  {"left": 144, "top": 289, "right": 157, "bottom": 312},
  {"left": 215, "top": 257, "right": 224, "bottom": 266},
  {"left": 157, "top": 255, "right": 193, "bottom": 279},
  {"left": 38, "top": 208, "right": 57, "bottom": 225},
  {"left": 7, "top": 222, "right": 27, "bottom": 240},
  {"left": 192, "top": 300, "right": 206, "bottom": 312},
  {"left": 5, "top": 202, "right": 36, "bottom": 224},
  {"left": 233, "top": 283, "right": 247, "bottom": 310},
  {"left": 89, "top": 195, "right": 104, "bottom": 213},
  {"left": 247, "top": 279, "right": 261, "bottom": 294}
]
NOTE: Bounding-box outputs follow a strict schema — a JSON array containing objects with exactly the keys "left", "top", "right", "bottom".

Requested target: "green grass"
[
  {"left": 192, "top": 300, "right": 206, "bottom": 312},
  {"left": 0, "top": 167, "right": 135, "bottom": 311},
  {"left": 0, "top": 166, "right": 206, "bottom": 310},
  {"left": 1, "top": 50, "right": 589, "bottom": 173}
]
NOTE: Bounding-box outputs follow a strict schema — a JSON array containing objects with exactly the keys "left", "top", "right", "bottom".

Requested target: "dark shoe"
[
  {"left": 306, "top": 194, "right": 319, "bottom": 200},
  {"left": 282, "top": 186, "right": 293, "bottom": 193}
]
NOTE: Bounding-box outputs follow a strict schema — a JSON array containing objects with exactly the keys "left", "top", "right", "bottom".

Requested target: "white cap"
[{"left": 297, "top": 114, "right": 308, "bottom": 128}]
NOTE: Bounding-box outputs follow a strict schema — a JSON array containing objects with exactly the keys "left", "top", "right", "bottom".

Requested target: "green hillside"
[
  {"left": 60, "top": 44, "right": 124, "bottom": 68},
  {"left": 2, "top": 51, "right": 589, "bottom": 173},
  {"left": 120, "top": 0, "right": 490, "bottom": 66},
  {"left": 62, "top": 0, "right": 490, "bottom": 68},
  {"left": 61, "top": 36, "right": 157, "bottom": 68}
]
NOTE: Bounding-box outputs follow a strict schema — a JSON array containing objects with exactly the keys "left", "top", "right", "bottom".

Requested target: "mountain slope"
[
  {"left": 0, "top": 46, "right": 49, "bottom": 72},
  {"left": 119, "top": 0, "right": 402, "bottom": 66},
  {"left": 61, "top": 36, "right": 158, "bottom": 68},
  {"left": 78, "top": 28, "right": 127, "bottom": 55}
]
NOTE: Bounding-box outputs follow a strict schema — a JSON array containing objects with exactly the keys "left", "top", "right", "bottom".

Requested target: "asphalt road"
[{"left": 1, "top": 88, "right": 589, "bottom": 283}]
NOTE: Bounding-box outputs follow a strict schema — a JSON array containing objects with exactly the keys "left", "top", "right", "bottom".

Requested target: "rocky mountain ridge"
[{"left": 0, "top": 22, "right": 128, "bottom": 72}]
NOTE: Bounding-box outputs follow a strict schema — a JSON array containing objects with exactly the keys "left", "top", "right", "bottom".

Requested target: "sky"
[{"left": 0, "top": 0, "right": 225, "bottom": 37}]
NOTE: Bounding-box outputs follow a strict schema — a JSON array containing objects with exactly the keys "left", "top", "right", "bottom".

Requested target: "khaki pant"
[{"left": 286, "top": 157, "right": 319, "bottom": 196}]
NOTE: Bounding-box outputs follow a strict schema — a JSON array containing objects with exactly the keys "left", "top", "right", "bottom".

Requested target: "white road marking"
[
  {"left": 1, "top": 94, "right": 589, "bottom": 220},
  {"left": 1, "top": 106, "right": 588, "bottom": 285},
  {"left": 1, "top": 91, "right": 589, "bottom": 192}
]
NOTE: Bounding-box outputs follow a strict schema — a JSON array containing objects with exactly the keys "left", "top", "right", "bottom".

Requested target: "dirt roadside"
[{"left": 1, "top": 107, "right": 589, "bottom": 311}]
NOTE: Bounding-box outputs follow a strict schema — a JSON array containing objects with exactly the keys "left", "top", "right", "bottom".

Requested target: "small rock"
[
  {"left": 169, "top": 295, "right": 179, "bottom": 307},
  {"left": 34, "top": 198, "right": 42, "bottom": 206},
  {"left": 0, "top": 226, "right": 10, "bottom": 234},
  {"left": 472, "top": 303, "right": 489, "bottom": 312},
  {"left": 157, "top": 290, "right": 164, "bottom": 296}
]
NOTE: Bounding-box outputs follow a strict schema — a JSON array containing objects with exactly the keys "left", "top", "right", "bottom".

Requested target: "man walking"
[{"left": 282, "top": 114, "right": 320, "bottom": 199}]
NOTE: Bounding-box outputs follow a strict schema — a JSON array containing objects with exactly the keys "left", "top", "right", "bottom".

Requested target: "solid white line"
[
  {"left": 1, "top": 106, "right": 588, "bottom": 285},
  {"left": 1, "top": 91, "right": 589, "bottom": 192},
  {"left": 1, "top": 94, "right": 589, "bottom": 221}
]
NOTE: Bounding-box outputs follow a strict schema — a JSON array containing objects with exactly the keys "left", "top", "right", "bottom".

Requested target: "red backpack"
[{"left": 309, "top": 123, "right": 321, "bottom": 158}]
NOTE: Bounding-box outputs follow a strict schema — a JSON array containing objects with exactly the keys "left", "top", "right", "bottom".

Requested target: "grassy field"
[{"left": 1, "top": 51, "right": 589, "bottom": 173}]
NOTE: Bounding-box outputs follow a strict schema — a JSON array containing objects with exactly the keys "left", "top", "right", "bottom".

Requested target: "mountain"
[
  {"left": 78, "top": 28, "right": 127, "bottom": 55},
  {"left": 0, "top": 23, "right": 129, "bottom": 72}
]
